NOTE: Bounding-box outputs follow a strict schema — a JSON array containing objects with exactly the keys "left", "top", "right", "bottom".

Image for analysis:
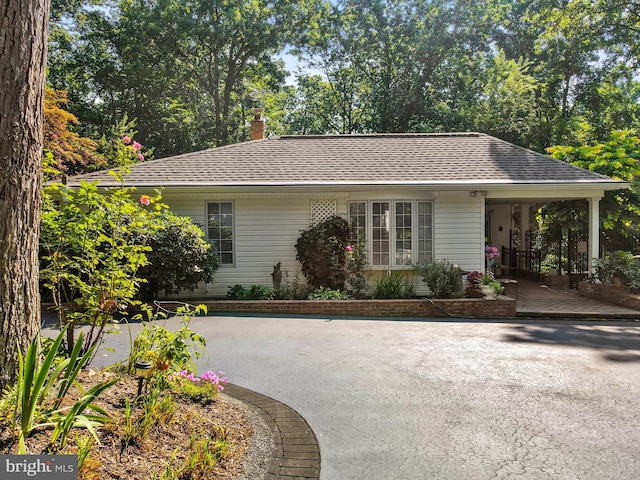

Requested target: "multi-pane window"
[
  {"left": 207, "top": 202, "right": 234, "bottom": 265},
  {"left": 417, "top": 201, "right": 433, "bottom": 264},
  {"left": 348, "top": 200, "right": 433, "bottom": 268},
  {"left": 348, "top": 202, "right": 366, "bottom": 243},
  {"left": 395, "top": 202, "right": 412, "bottom": 265},
  {"left": 372, "top": 202, "right": 390, "bottom": 266}
]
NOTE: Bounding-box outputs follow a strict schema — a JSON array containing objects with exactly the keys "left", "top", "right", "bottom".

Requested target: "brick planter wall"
[
  {"left": 156, "top": 298, "right": 516, "bottom": 318},
  {"left": 541, "top": 274, "right": 570, "bottom": 289},
  {"left": 577, "top": 281, "right": 640, "bottom": 310}
]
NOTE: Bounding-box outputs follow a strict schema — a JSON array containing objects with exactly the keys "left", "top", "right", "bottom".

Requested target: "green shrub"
[
  {"left": 307, "top": 287, "right": 351, "bottom": 300},
  {"left": 415, "top": 261, "right": 464, "bottom": 298},
  {"left": 295, "top": 216, "right": 352, "bottom": 290},
  {"left": 126, "top": 304, "right": 207, "bottom": 374},
  {"left": 272, "top": 271, "right": 312, "bottom": 300},
  {"left": 226, "top": 284, "right": 274, "bottom": 300},
  {"left": 40, "top": 135, "right": 162, "bottom": 356},
  {"left": 372, "top": 273, "right": 415, "bottom": 299},
  {"left": 346, "top": 241, "right": 368, "bottom": 298},
  {"left": 594, "top": 250, "right": 640, "bottom": 291},
  {"left": 137, "top": 212, "right": 219, "bottom": 301}
]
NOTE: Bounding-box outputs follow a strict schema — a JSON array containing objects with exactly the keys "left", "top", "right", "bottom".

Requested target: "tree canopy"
[{"left": 48, "top": 0, "right": 640, "bottom": 157}]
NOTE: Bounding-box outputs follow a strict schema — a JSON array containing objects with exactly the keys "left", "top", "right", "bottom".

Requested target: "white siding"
[
  {"left": 160, "top": 190, "right": 486, "bottom": 298},
  {"left": 162, "top": 194, "right": 317, "bottom": 297},
  {"left": 434, "top": 194, "right": 484, "bottom": 272}
]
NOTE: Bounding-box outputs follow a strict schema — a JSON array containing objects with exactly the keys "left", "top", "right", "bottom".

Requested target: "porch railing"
[{"left": 501, "top": 247, "right": 541, "bottom": 281}]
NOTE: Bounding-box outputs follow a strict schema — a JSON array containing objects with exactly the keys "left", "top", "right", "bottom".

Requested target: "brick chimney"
[{"left": 250, "top": 108, "right": 265, "bottom": 140}]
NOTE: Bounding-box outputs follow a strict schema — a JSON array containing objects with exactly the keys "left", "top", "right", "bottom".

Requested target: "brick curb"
[{"left": 223, "top": 383, "right": 321, "bottom": 480}]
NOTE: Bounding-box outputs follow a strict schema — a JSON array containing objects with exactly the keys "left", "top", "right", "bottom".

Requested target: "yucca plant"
[{"left": 13, "top": 326, "right": 117, "bottom": 452}]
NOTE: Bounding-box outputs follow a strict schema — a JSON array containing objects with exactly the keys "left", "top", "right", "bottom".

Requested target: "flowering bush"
[
  {"left": 467, "top": 271, "right": 483, "bottom": 283},
  {"left": 168, "top": 369, "right": 228, "bottom": 404},
  {"left": 41, "top": 134, "right": 165, "bottom": 356}
]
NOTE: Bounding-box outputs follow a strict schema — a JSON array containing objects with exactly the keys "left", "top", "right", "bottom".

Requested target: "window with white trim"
[
  {"left": 348, "top": 200, "right": 433, "bottom": 268},
  {"left": 348, "top": 202, "right": 366, "bottom": 243},
  {"left": 417, "top": 201, "right": 433, "bottom": 264},
  {"left": 207, "top": 202, "right": 234, "bottom": 265}
]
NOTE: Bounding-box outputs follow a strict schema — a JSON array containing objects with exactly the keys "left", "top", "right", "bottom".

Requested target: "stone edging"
[{"left": 223, "top": 383, "right": 321, "bottom": 479}]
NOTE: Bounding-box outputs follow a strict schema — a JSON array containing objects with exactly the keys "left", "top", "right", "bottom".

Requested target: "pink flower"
[
  {"left": 137, "top": 153, "right": 144, "bottom": 162},
  {"left": 345, "top": 245, "right": 353, "bottom": 252},
  {"left": 123, "top": 135, "right": 131, "bottom": 144},
  {"left": 485, "top": 246, "right": 500, "bottom": 259},
  {"left": 139, "top": 195, "right": 151, "bottom": 206},
  {"left": 132, "top": 141, "right": 142, "bottom": 152}
]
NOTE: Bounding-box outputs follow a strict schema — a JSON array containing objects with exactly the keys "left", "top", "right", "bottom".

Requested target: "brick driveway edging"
[{"left": 224, "top": 383, "right": 321, "bottom": 479}]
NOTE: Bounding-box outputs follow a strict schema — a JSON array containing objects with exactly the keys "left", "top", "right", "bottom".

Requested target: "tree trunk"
[{"left": 0, "top": 0, "right": 49, "bottom": 389}]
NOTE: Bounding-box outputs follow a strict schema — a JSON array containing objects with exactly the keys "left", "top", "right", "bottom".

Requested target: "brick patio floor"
[{"left": 515, "top": 279, "right": 640, "bottom": 319}]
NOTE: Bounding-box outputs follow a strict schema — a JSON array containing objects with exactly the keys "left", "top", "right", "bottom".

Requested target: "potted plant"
[{"left": 478, "top": 274, "right": 504, "bottom": 300}]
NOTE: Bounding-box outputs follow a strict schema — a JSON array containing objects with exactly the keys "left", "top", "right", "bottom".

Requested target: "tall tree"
[
  {"left": 0, "top": 0, "right": 49, "bottom": 389},
  {"left": 295, "top": 0, "right": 502, "bottom": 134},
  {"left": 44, "top": 87, "right": 104, "bottom": 174},
  {"left": 548, "top": 130, "right": 640, "bottom": 237},
  {"left": 47, "top": 0, "right": 328, "bottom": 156}
]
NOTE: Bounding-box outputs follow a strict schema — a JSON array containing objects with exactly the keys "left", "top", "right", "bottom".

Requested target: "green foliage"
[
  {"left": 168, "top": 369, "right": 227, "bottom": 405},
  {"left": 548, "top": 130, "right": 640, "bottom": 236},
  {"left": 473, "top": 50, "right": 539, "bottom": 146},
  {"left": 126, "top": 304, "right": 207, "bottom": 375},
  {"left": 12, "top": 327, "right": 116, "bottom": 453},
  {"left": 48, "top": 0, "right": 640, "bottom": 156},
  {"left": 180, "top": 431, "right": 230, "bottom": 478},
  {"left": 226, "top": 284, "right": 275, "bottom": 300},
  {"left": 120, "top": 386, "right": 176, "bottom": 451},
  {"left": 40, "top": 137, "right": 165, "bottom": 356},
  {"left": 75, "top": 434, "right": 96, "bottom": 472},
  {"left": 345, "top": 241, "right": 368, "bottom": 298},
  {"left": 273, "top": 270, "right": 313, "bottom": 300},
  {"left": 307, "top": 287, "right": 350, "bottom": 300},
  {"left": 137, "top": 212, "right": 219, "bottom": 301},
  {"left": 48, "top": 0, "right": 329, "bottom": 155},
  {"left": 415, "top": 261, "right": 464, "bottom": 299},
  {"left": 295, "top": 216, "right": 352, "bottom": 290},
  {"left": 479, "top": 274, "right": 504, "bottom": 296},
  {"left": 371, "top": 273, "right": 415, "bottom": 299},
  {"left": 594, "top": 250, "right": 640, "bottom": 292}
]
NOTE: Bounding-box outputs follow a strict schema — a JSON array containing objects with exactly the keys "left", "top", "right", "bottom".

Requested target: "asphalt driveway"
[{"left": 93, "top": 315, "right": 640, "bottom": 480}]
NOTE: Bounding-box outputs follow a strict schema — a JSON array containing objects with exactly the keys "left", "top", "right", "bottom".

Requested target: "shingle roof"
[{"left": 68, "top": 133, "right": 622, "bottom": 188}]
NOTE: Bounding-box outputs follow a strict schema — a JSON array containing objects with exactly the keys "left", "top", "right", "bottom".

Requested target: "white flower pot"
[{"left": 480, "top": 285, "right": 496, "bottom": 300}]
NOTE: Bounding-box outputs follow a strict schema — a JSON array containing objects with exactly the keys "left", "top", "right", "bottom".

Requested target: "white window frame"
[
  {"left": 207, "top": 201, "right": 235, "bottom": 266},
  {"left": 348, "top": 200, "right": 434, "bottom": 270}
]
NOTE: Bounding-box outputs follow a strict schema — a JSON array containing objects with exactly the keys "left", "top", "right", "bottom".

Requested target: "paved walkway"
[{"left": 515, "top": 279, "right": 640, "bottom": 319}]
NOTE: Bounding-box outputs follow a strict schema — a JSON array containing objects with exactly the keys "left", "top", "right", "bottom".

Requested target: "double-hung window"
[
  {"left": 207, "top": 202, "right": 234, "bottom": 265},
  {"left": 348, "top": 200, "right": 433, "bottom": 268}
]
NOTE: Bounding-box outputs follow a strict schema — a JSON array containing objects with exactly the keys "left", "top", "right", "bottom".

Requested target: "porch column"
[
  {"left": 588, "top": 196, "right": 601, "bottom": 277},
  {"left": 519, "top": 204, "right": 530, "bottom": 249}
]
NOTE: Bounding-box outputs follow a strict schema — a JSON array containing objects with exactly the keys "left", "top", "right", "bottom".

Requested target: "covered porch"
[{"left": 484, "top": 192, "right": 604, "bottom": 288}]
